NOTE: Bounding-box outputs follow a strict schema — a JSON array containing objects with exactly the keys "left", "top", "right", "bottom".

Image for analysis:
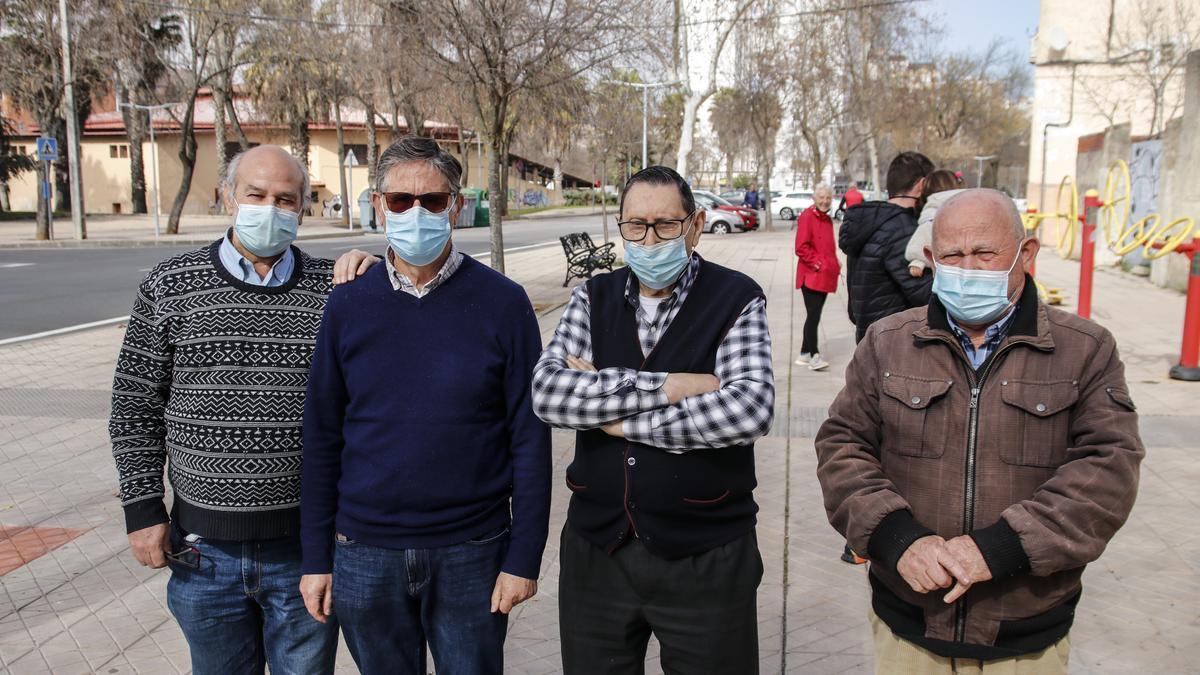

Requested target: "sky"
[{"left": 919, "top": 0, "right": 1041, "bottom": 61}]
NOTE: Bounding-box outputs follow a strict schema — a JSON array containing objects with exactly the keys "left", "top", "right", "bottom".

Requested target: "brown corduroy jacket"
[{"left": 815, "top": 278, "right": 1144, "bottom": 660}]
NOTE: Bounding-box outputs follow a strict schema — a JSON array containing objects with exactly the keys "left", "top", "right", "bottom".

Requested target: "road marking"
[
  {"left": 0, "top": 316, "right": 130, "bottom": 347},
  {"left": 0, "top": 263, "right": 34, "bottom": 269}
]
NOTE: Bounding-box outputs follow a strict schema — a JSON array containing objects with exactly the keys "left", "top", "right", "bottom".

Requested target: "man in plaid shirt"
[{"left": 533, "top": 166, "right": 774, "bottom": 674}]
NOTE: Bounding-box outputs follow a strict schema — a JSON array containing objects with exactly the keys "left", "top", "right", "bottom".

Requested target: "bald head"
[
  {"left": 933, "top": 189, "right": 1024, "bottom": 245},
  {"left": 223, "top": 145, "right": 311, "bottom": 214}
]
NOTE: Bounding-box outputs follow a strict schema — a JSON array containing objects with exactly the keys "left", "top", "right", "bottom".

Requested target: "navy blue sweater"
[{"left": 300, "top": 256, "right": 551, "bottom": 578}]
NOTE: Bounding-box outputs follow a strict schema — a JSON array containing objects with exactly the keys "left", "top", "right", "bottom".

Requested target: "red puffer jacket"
[{"left": 795, "top": 206, "right": 839, "bottom": 293}]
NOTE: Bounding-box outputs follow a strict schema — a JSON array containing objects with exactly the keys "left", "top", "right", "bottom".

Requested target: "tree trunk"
[
  {"left": 0, "top": 182, "right": 10, "bottom": 212},
  {"left": 289, "top": 118, "right": 310, "bottom": 172},
  {"left": 675, "top": 91, "right": 704, "bottom": 177},
  {"left": 167, "top": 101, "right": 199, "bottom": 235},
  {"left": 553, "top": 158, "right": 563, "bottom": 205},
  {"left": 365, "top": 101, "right": 379, "bottom": 190},
  {"left": 487, "top": 142, "right": 506, "bottom": 273},
  {"left": 35, "top": 162, "right": 50, "bottom": 240},
  {"left": 867, "top": 135, "right": 880, "bottom": 196},
  {"left": 119, "top": 91, "right": 149, "bottom": 214},
  {"left": 226, "top": 93, "right": 251, "bottom": 150},
  {"left": 724, "top": 153, "right": 733, "bottom": 189},
  {"left": 333, "top": 98, "right": 350, "bottom": 227},
  {"left": 600, "top": 154, "right": 609, "bottom": 244},
  {"left": 213, "top": 85, "right": 229, "bottom": 215}
]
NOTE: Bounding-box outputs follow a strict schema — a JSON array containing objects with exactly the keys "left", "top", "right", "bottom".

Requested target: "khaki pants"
[{"left": 870, "top": 611, "right": 1070, "bottom": 675}]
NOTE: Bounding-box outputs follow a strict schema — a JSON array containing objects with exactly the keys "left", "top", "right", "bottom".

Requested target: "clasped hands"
[
  {"left": 565, "top": 355, "right": 719, "bottom": 438},
  {"left": 896, "top": 535, "right": 992, "bottom": 603}
]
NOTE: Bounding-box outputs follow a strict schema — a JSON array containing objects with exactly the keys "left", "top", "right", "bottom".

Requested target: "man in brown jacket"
[{"left": 815, "top": 189, "right": 1143, "bottom": 674}]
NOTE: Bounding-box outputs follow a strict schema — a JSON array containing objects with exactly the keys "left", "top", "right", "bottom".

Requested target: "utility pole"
[
  {"left": 59, "top": 0, "right": 86, "bottom": 239},
  {"left": 118, "top": 102, "right": 180, "bottom": 238},
  {"left": 603, "top": 81, "right": 680, "bottom": 170},
  {"left": 973, "top": 155, "right": 998, "bottom": 188}
]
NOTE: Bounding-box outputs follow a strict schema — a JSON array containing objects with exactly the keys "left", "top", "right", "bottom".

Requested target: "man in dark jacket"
[{"left": 839, "top": 152, "right": 935, "bottom": 343}]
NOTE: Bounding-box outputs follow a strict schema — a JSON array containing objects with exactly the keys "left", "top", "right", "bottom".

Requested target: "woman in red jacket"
[{"left": 794, "top": 184, "right": 840, "bottom": 371}]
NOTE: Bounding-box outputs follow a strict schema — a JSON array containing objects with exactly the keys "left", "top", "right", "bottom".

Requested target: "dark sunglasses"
[
  {"left": 166, "top": 545, "right": 200, "bottom": 569},
  {"left": 380, "top": 191, "right": 456, "bottom": 214}
]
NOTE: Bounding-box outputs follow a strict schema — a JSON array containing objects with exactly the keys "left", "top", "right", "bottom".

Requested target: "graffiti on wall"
[{"left": 1125, "top": 139, "right": 1163, "bottom": 266}]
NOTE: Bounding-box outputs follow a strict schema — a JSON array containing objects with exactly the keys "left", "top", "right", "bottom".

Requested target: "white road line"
[
  {"left": 0, "top": 316, "right": 130, "bottom": 347},
  {"left": 0, "top": 263, "right": 35, "bottom": 269}
]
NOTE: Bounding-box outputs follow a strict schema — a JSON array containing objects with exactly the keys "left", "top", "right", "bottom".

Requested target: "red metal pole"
[
  {"left": 1169, "top": 247, "right": 1200, "bottom": 381},
  {"left": 1077, "top": 191, "right": 1100, "bottom": 319}
]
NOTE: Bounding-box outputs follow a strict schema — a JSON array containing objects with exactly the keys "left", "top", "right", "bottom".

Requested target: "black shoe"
[{"left": 841, "top": 544, "right": 868, "bottom": 565}]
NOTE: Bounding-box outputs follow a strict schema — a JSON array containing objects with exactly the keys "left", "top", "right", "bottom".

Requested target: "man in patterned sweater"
[
  {"left": 109, "top": 145, "right": 374, "bottom": 674},
  {"left": 532, "top": 166, "right": 775, "bottom": 673}
]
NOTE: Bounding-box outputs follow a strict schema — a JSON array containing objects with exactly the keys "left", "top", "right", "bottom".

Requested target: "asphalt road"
[{"left": 0, "top": 214, "right": 613, "bottom": 341}]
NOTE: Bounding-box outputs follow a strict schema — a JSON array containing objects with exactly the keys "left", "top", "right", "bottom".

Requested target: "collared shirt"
[
  {"left": 532, "top": 254, "right": 775, "bottom": 451},
  {"left": 946, "top": 305, "right": 1019, "bottom": 370},
  {"left": 218, "top": 230, "right": 294, "bottom": 287},
  {"left": 384, "top": 243, "right": 463, "bottom": 298}
]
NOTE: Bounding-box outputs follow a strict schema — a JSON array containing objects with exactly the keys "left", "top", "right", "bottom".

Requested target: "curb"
[{"left": 0, "top": 230, "right": 368, "bottom": 250}]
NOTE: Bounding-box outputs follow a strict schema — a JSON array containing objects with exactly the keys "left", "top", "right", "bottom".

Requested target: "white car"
[{"left": 773, "top": 191, "right": 816, "bottom": 221}]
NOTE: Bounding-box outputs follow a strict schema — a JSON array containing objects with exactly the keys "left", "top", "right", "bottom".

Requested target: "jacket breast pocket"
[
  {"left": 880, "top": 373, "right": 954, "bottom": 458},
  {"left": 999, "top": 380, "right": 1079, "bottom": 467}
]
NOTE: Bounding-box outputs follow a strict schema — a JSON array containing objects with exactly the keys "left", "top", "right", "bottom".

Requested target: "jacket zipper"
[{"left": 940, "top": 337, "right": 1021, "bottom": 644}]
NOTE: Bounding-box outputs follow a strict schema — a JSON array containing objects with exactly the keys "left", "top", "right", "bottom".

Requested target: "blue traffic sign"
[{"left": 36, "top": 137, "right": 58, "bottom": 161}]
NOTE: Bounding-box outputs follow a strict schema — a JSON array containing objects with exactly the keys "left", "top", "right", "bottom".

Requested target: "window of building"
[
  {"left": 119, "top": 145, "right": 128, "bottom": 158},
  {"left": 345, "top": 144, "right": 377, "bottom": 166},
  {"left": 109, "top": 145, "right": 118, "bottom": 158}
]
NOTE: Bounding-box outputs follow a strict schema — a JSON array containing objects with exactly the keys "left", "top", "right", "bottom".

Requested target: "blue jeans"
[
  {"left": 332, "top": 527, "right": 510, "bottom": 675},
  {"left": 166, "top": 527, "right": 339, "bottom": 675}
]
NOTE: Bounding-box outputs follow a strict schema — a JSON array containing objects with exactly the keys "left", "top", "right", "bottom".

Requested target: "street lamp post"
[
  {"left": 972, "top": 154, "right": 998, "bottom": 188},
  {"left": 119, "top": 102, "right": 179, "bottom": 238},
  {"left": 603, "top": 81, "right": 680, "bottom": 170}
]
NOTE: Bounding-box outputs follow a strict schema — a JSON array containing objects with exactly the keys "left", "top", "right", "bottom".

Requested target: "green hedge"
[{"left": 563, "top": 190, "right": 617, "bottom": 206}]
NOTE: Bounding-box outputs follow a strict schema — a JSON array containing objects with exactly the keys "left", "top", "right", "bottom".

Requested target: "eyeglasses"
[
  {"left": 380, "top": 191, "right": 456, "bottom": 214},
  {"left": 166, "top": 545, "right": 200, "bottom": 569},
  {"left": 617, "top": 211, "right": 697, "bottom": 242}
]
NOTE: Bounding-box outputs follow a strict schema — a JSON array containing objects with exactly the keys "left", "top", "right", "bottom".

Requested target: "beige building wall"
[{"left": 1027, "top": 0, "right": 1191, "bottom": 210}]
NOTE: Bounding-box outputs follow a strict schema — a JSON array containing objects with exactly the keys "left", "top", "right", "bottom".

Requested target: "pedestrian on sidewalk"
[
  {"left": 905, "top": 169, "right": 966, "bottom": 277},
  {"left": 744, "top": 182, "right": 760, "bottom": 210},
  {"left": 794, "top": 184, "right": 839, "bottom": 372},
  {"left": 839, "top": 151, "right": 935, "bottom": 343},
  {"left": 815, "top": 189, "right": 1144, "bottom": 675},
  {"left": 836, "top": 181, "right": 865, "bottom": 218},
  {"left": 299, "top": 137, "right": 552, "bottom": 675},
  {"left": 108, "top": 145, "right": 378, "bottom": 675},
  {"left": 532, "top": 165, "right": 775, "bottom": 674}
]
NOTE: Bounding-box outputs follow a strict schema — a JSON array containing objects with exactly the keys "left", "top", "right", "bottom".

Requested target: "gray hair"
[
  {"left": 814, "top": 183, "right": 833, "bottom": 195},
  {"left": 375, "top": 136, "right": 463, "bottom": 194},
  {"left": 223, "top": 147, "right": 312, "bottom": 208},
  {"left": 936, "top": 189, "right": 1026, "bottom": 242}
]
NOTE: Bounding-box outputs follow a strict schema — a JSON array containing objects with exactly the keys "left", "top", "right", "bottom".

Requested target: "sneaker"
[
  {"left": 808, "top": 353, "right": 830, "bottom": 371},
  {"left": 840, "top": 544, "right": 868, "bottom": 565},
  {"left": 794, "top": 352, "right": 812, "bottom": 366}
]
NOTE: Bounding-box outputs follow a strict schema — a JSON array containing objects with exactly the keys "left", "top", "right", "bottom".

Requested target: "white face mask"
[{"left": 933, "top": 240, "right": 1026, "bottom": 325}]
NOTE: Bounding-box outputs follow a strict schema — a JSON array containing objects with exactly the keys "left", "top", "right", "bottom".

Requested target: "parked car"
[
  {"left": 694, "top": 190, "right": 759, "bottom": 232},
  {"left": 719, "top": 189, "right": 746, "bottom": 203},
  {"left": 773, "top": 191, "right": 816, "bottom": 221}
]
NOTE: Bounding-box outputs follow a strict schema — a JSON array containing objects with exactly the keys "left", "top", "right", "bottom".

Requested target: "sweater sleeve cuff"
[
  {"left": 970, "top": 518, "right": 1031, "bottom": 580},
  {"left": 500, "top": 542, "right": 543, "bottom": 581},
  {"left": 867, "top": 509, "right": 936, "bottom": 572},
  {"left": 123, "top": 498, "right": 169, "bottom": 534}
]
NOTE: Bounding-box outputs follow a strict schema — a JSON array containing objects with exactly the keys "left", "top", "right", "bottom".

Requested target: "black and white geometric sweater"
[{"left": 109, "top": 239, "right": 335, "bottom": 541}]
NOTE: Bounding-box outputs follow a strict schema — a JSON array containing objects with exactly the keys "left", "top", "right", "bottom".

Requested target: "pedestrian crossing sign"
[{"left": 36, "top": 137, "right": 58, "bottom": 161}]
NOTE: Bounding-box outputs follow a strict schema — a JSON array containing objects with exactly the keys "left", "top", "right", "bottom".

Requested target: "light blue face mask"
[
  {"left": 233, "top": 203, "right": 300, "bottom": 257},
  {"left": 933, "top": 241, "right": 1025, "bottom": 325},
  {"left": 385, "top": 205, "right": 452, "bottom": 266},
  {"left": 625, "top": 237, "right": 691, "bottom": 290}
]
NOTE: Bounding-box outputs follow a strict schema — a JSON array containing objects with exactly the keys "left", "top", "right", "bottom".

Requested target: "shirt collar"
[
  {"left": 219, "top": 229, "right": 294, "bottom": 286},
  {"left": 385, "top": 242, "right": 462, "bottom": 296},
  {"left": 946, "top": 303, "right": 1019, "bottom": 345},
  {"left": 624, "top": 252, "right": 701, "bottom": 309}
]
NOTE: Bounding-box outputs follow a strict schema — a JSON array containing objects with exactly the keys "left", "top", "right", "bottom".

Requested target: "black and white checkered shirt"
[{"left": 532, "top": 255, "right": 774, "bottom": 451}]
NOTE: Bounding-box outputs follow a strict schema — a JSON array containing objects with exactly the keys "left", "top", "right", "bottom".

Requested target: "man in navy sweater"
[{"left": 299, "top": 137, "right": 552, "bottom": 675}]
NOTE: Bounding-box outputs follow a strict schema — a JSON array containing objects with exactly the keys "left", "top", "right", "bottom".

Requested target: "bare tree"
[
  {"left": 426, "top": 0, "right": 628, "bottom": 273},
  {"left": 1111, "top": 0, "right": 1200, "bottom": 136}
]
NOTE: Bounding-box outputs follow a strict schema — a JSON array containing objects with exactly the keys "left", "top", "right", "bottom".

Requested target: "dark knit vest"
[{"left": 566, "top": 257, "right": 764, "bottom": 559}]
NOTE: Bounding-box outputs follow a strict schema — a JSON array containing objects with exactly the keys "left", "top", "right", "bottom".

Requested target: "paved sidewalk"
[
  {"left": 1, "top": 229, "right": 1197, "bottom": 673},
  {"left": 0, "top": 214, "right": 366, "bottom": 249}
]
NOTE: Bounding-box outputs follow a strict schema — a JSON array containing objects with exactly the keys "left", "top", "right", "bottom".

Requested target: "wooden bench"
[{"left": 559, "top": 232, "right": 616, "bottom": 286}]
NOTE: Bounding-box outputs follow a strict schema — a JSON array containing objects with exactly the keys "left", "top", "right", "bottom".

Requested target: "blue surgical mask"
[
  {"left": 385, "top": 205, "right": 451, "bottom": 266},
  {"left": 233, "top": 203, "right": 300, "bottom": 257},
  {"left": 625, "top": 238, "right": 690, "bottom": 290},
  {"left": 933, "top": 242, "right": 1025, "bottom": 325}
]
